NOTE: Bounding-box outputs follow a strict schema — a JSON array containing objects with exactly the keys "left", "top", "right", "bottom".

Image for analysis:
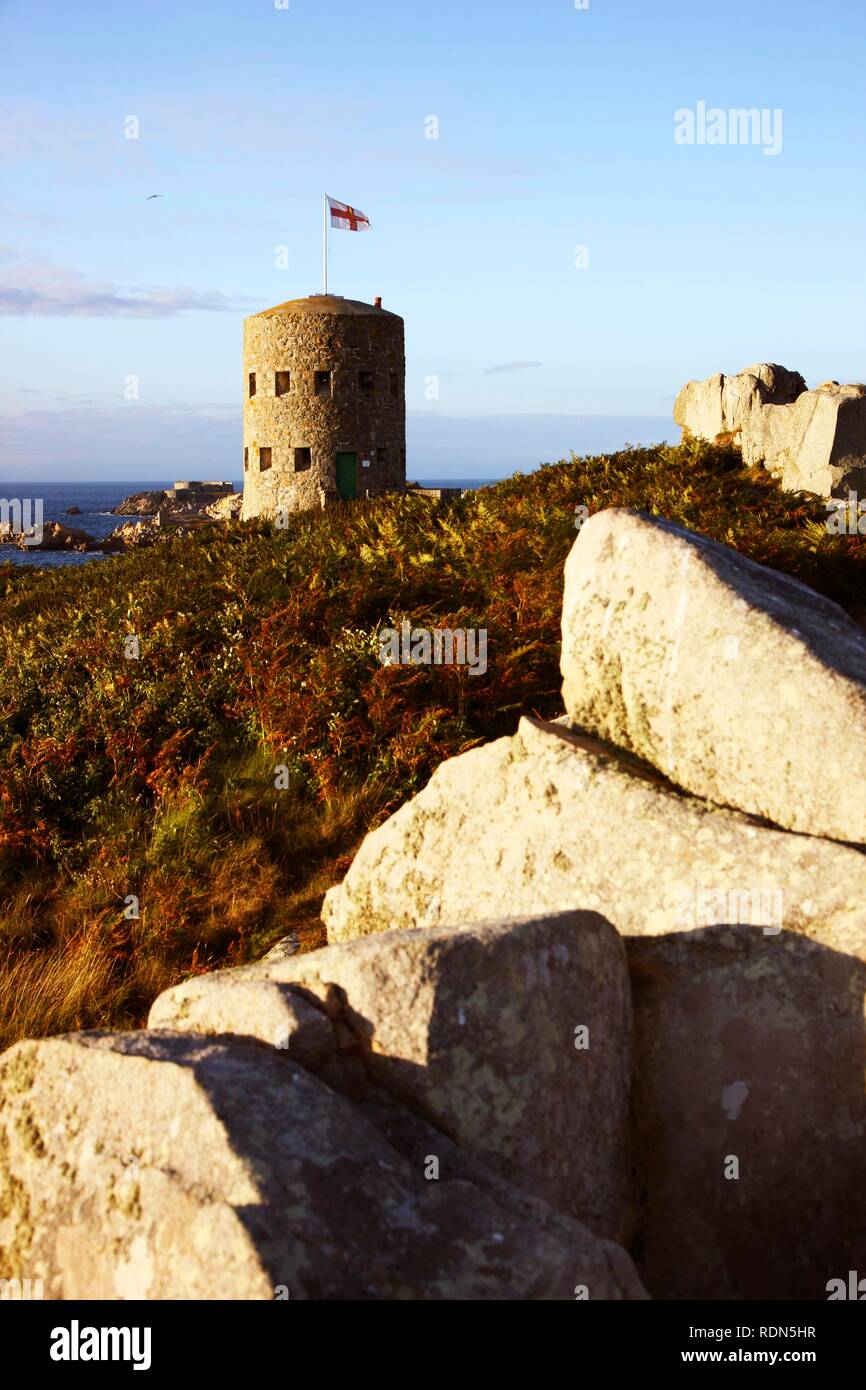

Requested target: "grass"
[{"left": 1, "top": 437, "right": 864, "bottom": 1048}]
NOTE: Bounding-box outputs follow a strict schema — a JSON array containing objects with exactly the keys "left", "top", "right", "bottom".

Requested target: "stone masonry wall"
[{"left": 241, "top": 298, "right": 406, "bottom": 520}]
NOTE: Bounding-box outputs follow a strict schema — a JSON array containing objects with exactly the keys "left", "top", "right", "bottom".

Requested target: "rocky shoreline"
[{"left": 0, "top": 491, "right": 243, "bottom": 555}]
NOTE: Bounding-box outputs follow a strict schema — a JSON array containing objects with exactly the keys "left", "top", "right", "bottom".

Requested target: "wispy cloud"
[
  {"left": 0, "top": 255, "right": 248, "bottom": 317},
  {"left": 0, "top": 401, "right": 240, "bottom": 478},
  {"left": 0, "top": 203, "right": 69, "bottom": 229},
  {"left": 0, "top": 100, "right": 96, "bottom": 161},
  {"left": 483, "top": 360, "right": 543, "bottom": 376}
]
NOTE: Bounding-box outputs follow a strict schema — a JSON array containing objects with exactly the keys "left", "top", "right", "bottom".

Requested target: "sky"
[{"left": 1, "top": 0, "right": 864, "bottom": 481}]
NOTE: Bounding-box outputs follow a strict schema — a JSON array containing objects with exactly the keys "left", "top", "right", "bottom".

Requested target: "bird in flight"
[{"left": 146, "top": 194, "right": 163, "bottom": 200}]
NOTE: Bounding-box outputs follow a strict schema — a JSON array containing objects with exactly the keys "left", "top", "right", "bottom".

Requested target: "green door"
[{"left": 335, "top": 452, "right": 357, "bottom": 500}]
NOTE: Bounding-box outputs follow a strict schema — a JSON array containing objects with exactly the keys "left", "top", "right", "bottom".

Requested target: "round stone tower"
[{"left": 241, "top": 294, "right": 406, "bottom": 519}]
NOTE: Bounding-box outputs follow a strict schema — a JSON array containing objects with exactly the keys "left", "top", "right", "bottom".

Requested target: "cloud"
[
  {"left": 0, "top": 101, "right": 95, "bottom": 162},
  {"left": 0, "top": 257, "right": 248, "bottom": 318},
  {"left": 0, "top": 401, "right": 241, "bottom": 478},
  {"left": 482, "top": 360, "right": 543, "bottom": 376},
  {"left": 0, "top": 204, "right": 68, "bottom": 230}
]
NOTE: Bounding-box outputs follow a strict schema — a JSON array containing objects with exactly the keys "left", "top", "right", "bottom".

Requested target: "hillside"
[{"left": 1, "top": 437, "right": 864, "bottom": 1048}]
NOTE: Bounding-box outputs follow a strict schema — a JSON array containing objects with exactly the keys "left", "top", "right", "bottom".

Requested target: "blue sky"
[{"left": 1, "top": 0, "right": 864, "bottom": 479}]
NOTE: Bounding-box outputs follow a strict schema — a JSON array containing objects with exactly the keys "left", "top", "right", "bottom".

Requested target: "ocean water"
[
  {"left": 413, "top": 478, "right": 496, "bottom": 491},
  {"left": 0, "top": 482, "right": 184, "bottom": 570},
  {"left": 0, "top": 478, "right": 501, "bottom": 569}
]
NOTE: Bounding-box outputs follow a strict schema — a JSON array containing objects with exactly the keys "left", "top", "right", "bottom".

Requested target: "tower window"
[
  {"left": 259, "top": 447, "right": 272, "bottom": 471},
  {"left": 244, "top": 447, "right": 249, "bottom": 471},
  {"left": 249, "top": 372, "right": 256, "bottom": 397},
  {"left": 275, "top": 371, "right": 291, "bottom": 397},
  {"left": 390, "top": 372, "right": 399, "bottom": 399},
  {"left": 359, "top": 369, "right": 374, "bottom": 396},
  {"left": 378, "top": 447, "right": 388, "bottom": 467},
  {"left": 294, "top": 447, "right": 311, "bottom": 472},
  {"left": 314, "top": 370, "right": 331, "bottom": 397}
]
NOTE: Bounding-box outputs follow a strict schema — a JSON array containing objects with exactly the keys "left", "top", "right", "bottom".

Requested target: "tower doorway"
[{"left": 335, "top": 452, "right": 357, "bottom": 500}]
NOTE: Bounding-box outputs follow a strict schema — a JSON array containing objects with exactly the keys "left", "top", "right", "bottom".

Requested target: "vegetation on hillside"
[{"left": 1, "top": 438, "right": 864, "bottom": 1047}]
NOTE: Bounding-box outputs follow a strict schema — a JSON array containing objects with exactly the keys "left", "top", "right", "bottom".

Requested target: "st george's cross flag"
[{"left": 327, "top": 196, "right": 371, "bottom": 232}]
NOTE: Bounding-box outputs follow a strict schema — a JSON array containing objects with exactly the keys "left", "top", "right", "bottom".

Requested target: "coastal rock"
[
  {"left": 1, "top": 520, "right": 97, "bottom": 552},
  {"left": 100, "top": 519, "right": 157, "bottom": 552},
  {"left": 112, "top": 487, "right": 241, "bottom": 519},
  {"left": 741, "top": 380, "right": 866, "bottom": 496},
  {"left": 111, "top": 491, "right": 170, "bottom": 516},
  {"left": 100, "top": 513, "right": 217, "bottom": 551},
  {"left": 204, "top": 492, "right": 243, "bottom": 520},
  {"left": 628, "top": 927, "right": 866, "bottom": 1299},
  {"left": 560, "top": 508, "right": 866, "bottom": 843},
  {"left": 674, "top": 363, "right": 805, "bottom": 443},
  {"left": 150, "top": 913, "right": 634, "bottom": 1240},
  {"left": 322, "top": 714, "right": 866, "bottom": 955},
  {"left": 64, "top": 505, "right": 82, "bottom": 515},
  {"left": 0, "top": 1030, "right": 647, "bottom": 1300}
]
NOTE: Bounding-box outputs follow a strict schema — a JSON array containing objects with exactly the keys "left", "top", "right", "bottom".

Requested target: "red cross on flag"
[{"left": 327, "top": 196, "right": 371, "bottom": 232}]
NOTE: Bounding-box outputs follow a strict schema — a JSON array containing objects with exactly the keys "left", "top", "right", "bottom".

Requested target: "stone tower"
[{"left": 241, "top": 294, "right": 406, "bottom": 519}]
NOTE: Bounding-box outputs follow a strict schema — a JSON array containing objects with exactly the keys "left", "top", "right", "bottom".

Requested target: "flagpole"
[{"left": 323, "top": 194, "right": 328, "bottom": 294}]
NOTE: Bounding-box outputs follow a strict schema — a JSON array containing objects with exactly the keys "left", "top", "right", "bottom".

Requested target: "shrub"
[{"left": 0, "top": 440, "right": 863, "bottom": 1046}]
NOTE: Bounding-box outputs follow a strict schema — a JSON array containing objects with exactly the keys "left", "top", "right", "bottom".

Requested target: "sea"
[{"left": 0, "top": 479, "right": 498, "bottom": 570}]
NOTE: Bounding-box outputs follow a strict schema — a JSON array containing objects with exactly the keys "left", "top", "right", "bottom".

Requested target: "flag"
[{"left": 327, "top": 196, "right": 371, "bottom": 232}]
